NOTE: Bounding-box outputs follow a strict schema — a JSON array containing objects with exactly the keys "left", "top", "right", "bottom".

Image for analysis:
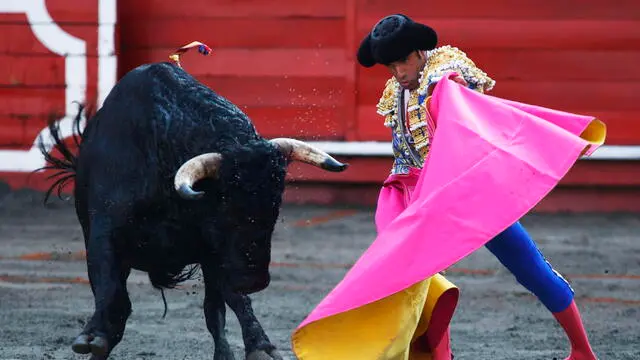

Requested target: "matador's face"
[{"left": 385, "top": 51, "right": 426, "bottom": 90}]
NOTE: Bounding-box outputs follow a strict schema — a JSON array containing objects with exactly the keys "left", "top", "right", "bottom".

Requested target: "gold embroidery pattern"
[
  {"left": 405, "top": 91, "right": 431, "bottom": 160},
  {"left": 376, "top": 46, "right": 495, "bottom": 173},
  {"left": 422, "top": 45, "right": 495, "bottom": 93}
]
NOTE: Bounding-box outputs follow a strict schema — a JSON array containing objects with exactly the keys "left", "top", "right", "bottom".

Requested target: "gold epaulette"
[
  {"left": 375, "top": 45, "right": 496, "bottom": 129},
  {"left": 376, "top": 77, "right": 401, "bottom": 128},
  {"left": 422, "top": 45, "right": 495, "bottom": 93}
]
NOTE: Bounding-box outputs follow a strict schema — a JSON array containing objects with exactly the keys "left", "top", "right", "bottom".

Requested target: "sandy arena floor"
[{"left": 0, "top": 187, "right": 638, "bottom": 360}]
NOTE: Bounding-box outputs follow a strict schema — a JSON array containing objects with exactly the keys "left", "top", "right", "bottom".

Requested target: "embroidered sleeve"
[
  {"left": 376, "top": 78, "right": 398, "bottom": 115},
  {"left": 423, "top": 45, "right": 495, "bottom": 93},
  {"left": 376, "top": 77, "right": 400, "bottom": 127}
]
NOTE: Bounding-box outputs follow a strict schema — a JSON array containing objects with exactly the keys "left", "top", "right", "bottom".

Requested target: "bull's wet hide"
[
  {"left": 230, "top": 272, "right": 271, "bottom": 295},
  {"left": 36, "top": 57, "right": 347, "bottom": 359}
]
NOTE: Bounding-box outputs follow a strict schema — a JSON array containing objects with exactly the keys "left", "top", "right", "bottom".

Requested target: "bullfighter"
[{"left": 291, "top": 14, "right": 605, "bottom": 360}]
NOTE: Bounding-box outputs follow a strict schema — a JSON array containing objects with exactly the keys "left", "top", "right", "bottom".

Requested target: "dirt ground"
[{"left": 0, "top": 187, "right": 638, "bottom": 360}]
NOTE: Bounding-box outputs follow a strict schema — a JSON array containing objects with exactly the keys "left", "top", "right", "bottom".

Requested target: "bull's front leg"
[
  {"left": 224, "top": 291, "right": 283, "bottom": 360},
  {"left": 203, "top": 264, "right": 236, "bottom": 360},
  {"left": 71, "top": 216, "right": 132, "bottom": 359}
]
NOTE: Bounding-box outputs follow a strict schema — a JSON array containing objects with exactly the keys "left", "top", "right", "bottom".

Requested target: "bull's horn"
[
  {"left": 174, "top": 153, "right": 223, "bottom": 200},
  {"left": 269, "top": 138, "right": 348, "bottom": 172}
]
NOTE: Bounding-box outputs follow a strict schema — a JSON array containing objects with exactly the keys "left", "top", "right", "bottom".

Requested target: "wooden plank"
[
  {"left": 0, "top": 104, "right": 346, "bottom": 148},
  {"left": 282, "top": 182, "right": 640, "bottom": 212},
  {"left": 119, "top": 0, "right": 346, "bottom": 19},
  {"left": 355, "top": 105, "right": 389, "bottom": 141},
  {"left": 355, "top": 50, "right": 640, "bottom": 83},
  {"left": 120, "top": 49, "right": 348, "bottom": 78},
  {"left": 242, "top": 106, "right": 345, "bottom": 140},
  {"left": 344, "top": 0, "right": 358, "bottom": 140},
  {"left": 0, "top": 117, "right": 26, "bottom": 147},
  {"left": 356, "top": 78, "right": 640, "bottom": 111},
  {"left": 27, "top": 0, "right": 100, "bottom": 24},
  {"left": 0, "top": 14, "right": 28, "bottom": 23},
  {"left": 0, "top": 89, "right": 346, "bottom": 134},
  {"left": 535, "top": 187, "right": 640, "bottom": 213},
  {"left": 0, "top": 24, "right": 52, "bottom": 55},
  {"left": 0, "top": 105, "right": 347, "bottom": 147},
  {"left": 0, "top": 88, "right": 65, "bottom": 116},
  {"left": 355, "top": 105, "right": 640, "bottom": 145},
  {"left": 287, "top": 156, "right": 389, "bottom": 183},
  {"left": 0, "top": 54, "right": 102, "bottom": 88},
  {"left": 0, "top": 113, "right": 60, "bottom": 148},
  {"left": 200, "top": 76, "right": 345, "bottom": 107},
  {"left": 282, "top": 183, "right": 382, "bottom": 208},
  {"left": 0, "top": 59, "right": 346, "bottom": 103},
  {"left": 563, "top": 161, "right": 640, "bottom": 186},
  {"left": 355, "top": 19, "right": 640, "bottom": 50},
  {"left": 120, "top": 18, "right": 345, "bottom": 49},
  {"left": 488, "top": 81, "right": 640, "bottom": 112},
  {"left": 471, "top": 50, "right": 640, "bottom": 82},
  {"left": 0, "top": 23, "right": 99, "bottom": 56},
  {"left": 356, "top": 0, "right": 640, "bottom": 20},
  {"left": 0, "top": 55, "right": 66, "bottom": 86},
  {"left": 286, "top": 156, "right": 640, "bottom": 186}
]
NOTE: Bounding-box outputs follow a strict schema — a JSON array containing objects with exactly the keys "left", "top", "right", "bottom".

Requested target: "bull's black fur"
[
  {"left": 37, "top": 62, "right": 294, "bottom": 359},
  {"left": 40, "top": 63, "right": 287, "bottom": 290}
]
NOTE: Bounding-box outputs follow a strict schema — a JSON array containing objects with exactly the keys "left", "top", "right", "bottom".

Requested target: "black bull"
[{"left": 37, "top": 62, "right": 347, "bottom": 359}]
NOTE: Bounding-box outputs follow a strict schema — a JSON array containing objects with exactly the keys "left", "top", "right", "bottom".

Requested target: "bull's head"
[
  {"left": 173, "top": 138, "right": 347, "bottom": 200},
  {"left": 172, "top": 138, "right": 347, "bottom": 293}
]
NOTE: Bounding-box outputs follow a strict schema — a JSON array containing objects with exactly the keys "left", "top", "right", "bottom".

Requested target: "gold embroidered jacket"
[{"left": 376, "top": 46, "right": 495, "bottom": 174}]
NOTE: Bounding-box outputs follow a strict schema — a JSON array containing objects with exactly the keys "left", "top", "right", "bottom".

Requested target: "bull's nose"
[{"left": 231, "top": 272, "right": 270, "bottom": 294}]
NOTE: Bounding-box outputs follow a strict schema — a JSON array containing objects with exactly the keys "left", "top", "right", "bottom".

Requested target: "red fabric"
[{"left": 553, "top": 300, "right": 598, "bottom": 360}]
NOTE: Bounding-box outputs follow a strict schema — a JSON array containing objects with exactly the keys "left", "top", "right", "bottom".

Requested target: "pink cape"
[{"left": 294, "top": 72, "right": 605, "bottom": 331}]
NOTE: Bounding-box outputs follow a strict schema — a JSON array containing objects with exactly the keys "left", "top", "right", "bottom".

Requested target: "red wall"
[
  {"left": 1, "top": 0, "right": 640, "bottom": 211},
  {"left": 118, "top": 0, "right": 353, "bottom": 142},
  {"left": 0, "top": 0, "right": 102, "bottom": 150},
  {"left": 117, "top": 0, "right": 640, "bottom": 145}
]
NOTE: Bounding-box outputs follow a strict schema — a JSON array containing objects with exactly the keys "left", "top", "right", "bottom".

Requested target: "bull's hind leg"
[
  {"left": 72, "top": 216, "right": 132, "bottom": 359},
  {"left": 203, "top": 265, "right": 236, "bottom": 360},
  {"left": 224, "top": 291, "right": 283, "bottom": 360}
]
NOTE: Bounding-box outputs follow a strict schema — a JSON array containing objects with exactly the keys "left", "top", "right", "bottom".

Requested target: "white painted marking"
[
  {"left": 98, "top": 0, "right": 117, "bottom": 108},
  {"left": 0, "top": 0, "right": 121, "bottom": 172},
  {"left": 305, "top": 141, "right": 640, "bottom": 161}
]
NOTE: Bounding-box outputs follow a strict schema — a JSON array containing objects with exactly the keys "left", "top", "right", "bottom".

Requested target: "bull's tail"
[{"left": 36, "top": 104, "right": 87, "bottom": 204}]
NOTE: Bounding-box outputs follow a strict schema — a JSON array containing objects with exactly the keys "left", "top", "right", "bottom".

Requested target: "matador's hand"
[
  {"left": 427, "top": 75, "right": 469, "bottom": 95},
  {"left": 451, "top": 75, "right": 468, "bottom": 87}
]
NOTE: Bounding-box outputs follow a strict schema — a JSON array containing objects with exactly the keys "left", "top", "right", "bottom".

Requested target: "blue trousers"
[{"left": 484, "top": 221, "right": 574, "bottom": 313}]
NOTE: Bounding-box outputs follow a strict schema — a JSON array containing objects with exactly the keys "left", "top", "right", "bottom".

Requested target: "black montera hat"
[{"left": 357, "top": 14, "right": 437, "bottom": 68}]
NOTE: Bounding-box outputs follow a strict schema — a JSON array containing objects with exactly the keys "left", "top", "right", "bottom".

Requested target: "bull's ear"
[
  {"left": 269, "top": 138, "right": 348, "bottom": 172},
  {"left": 174, "top": 153, "right": 223, "bottom": 199}
]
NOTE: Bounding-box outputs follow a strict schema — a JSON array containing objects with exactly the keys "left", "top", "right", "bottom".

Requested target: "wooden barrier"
[{"left": 1, "top": 0, "right": 639, "bottom": 211}]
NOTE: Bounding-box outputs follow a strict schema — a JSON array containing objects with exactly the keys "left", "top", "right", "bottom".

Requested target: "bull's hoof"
[
  {"left": 246, "top": 349, "right": 283, "bottom": 360},
  {"left": 89, "top": 336, "right": 109, "bottom": 357},
  {"left": 71, "top": 334, "right": 92, "bottom": 354}
]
